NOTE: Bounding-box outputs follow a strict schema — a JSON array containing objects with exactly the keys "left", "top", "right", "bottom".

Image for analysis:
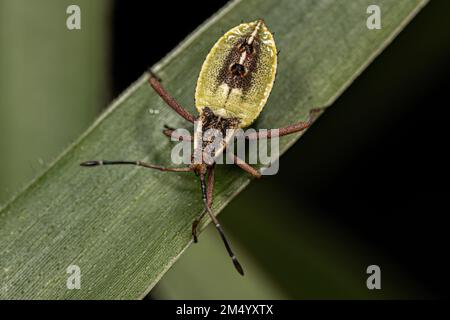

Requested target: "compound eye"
[{"left": 230, "top": 63, "right": 246, "bottom": 77}]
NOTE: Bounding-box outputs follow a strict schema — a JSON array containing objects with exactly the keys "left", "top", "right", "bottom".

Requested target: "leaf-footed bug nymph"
[{"left": 81, "top": 19, "right": 321, "bottom": 275}]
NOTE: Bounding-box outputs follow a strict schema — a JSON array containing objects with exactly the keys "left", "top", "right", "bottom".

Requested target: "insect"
[{"left": 81, "top": 19, "right": 320, "bottom": 275}]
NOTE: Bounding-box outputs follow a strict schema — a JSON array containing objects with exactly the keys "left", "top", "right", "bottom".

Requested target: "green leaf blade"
[{"left": 0, "top": 0, "right": 427, "bottom": 299}]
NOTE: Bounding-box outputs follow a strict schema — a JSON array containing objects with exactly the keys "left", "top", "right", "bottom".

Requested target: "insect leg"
[
  {"left": 80, "top": 160, "right": 192, "bottom": 172},
  {"left": 162, "top": 125, "right": 193, "bottom": 141},
  {"left": 245, "top": 107, "right": 324, "bottom": 140},
  {"left": 199, "top": 172, "right": 244, "bottom": 276},
  {"left": 232, "top": 154, "right": 261, "bottom": 178},
  {"left": 148, "top": 71, "right": 196, "bottom": 123},
  {"left": 191, "top": 165, "right": 214, "bottom": 242}
]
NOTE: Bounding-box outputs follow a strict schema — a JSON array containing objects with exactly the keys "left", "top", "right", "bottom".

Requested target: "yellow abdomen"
[{"left": 195, "top": 20, "right": 277, "bottom": 128}]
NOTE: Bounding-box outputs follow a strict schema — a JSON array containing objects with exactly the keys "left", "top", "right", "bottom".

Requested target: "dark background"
[{"left": 111, "top": 0, "right": 449, "bottom": 299}]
